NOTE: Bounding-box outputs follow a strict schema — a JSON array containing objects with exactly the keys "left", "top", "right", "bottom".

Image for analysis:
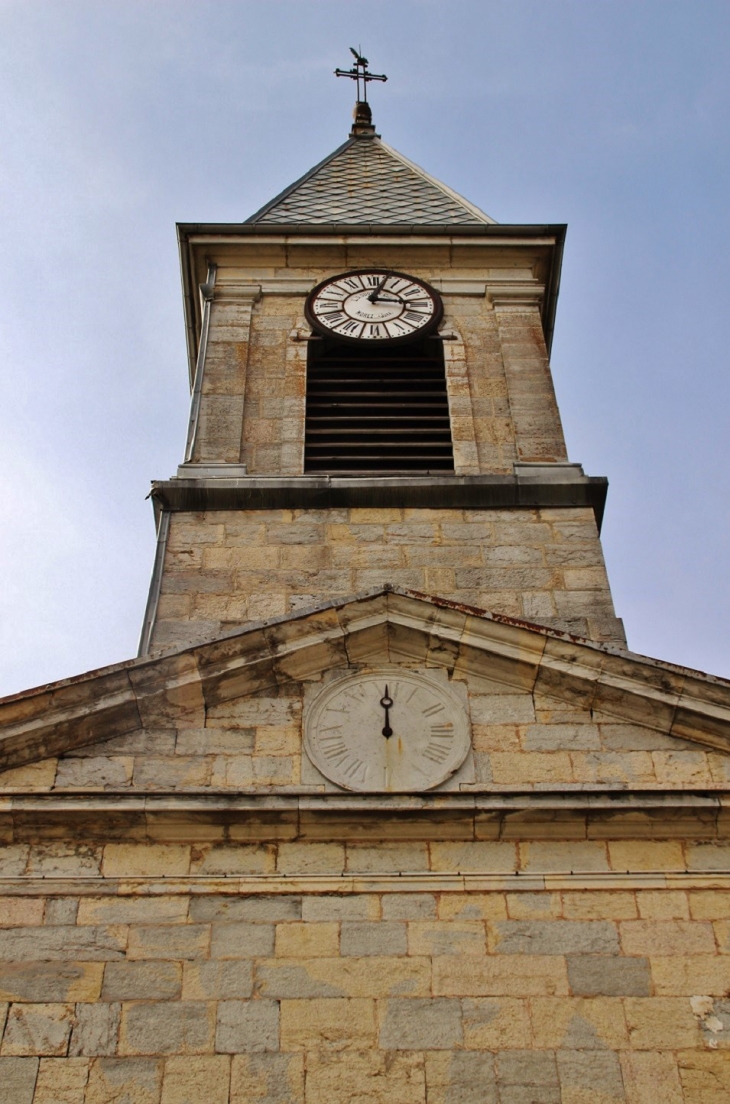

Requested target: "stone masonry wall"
[
  {"left": 0, "top": 874, "right": 729, "bottom": 1102},
  {"left": 150, "top": 506, "right": 624, "bottom": 652}
]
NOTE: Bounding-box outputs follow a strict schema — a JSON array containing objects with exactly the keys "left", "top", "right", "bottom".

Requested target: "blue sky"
[{"left": 0, "top": 0, "right": 728, "bottom": 694}]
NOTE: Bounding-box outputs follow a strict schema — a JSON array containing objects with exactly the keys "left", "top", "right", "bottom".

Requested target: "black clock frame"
[{"left": 305, "top": 268, "right": 444, "bottom": 345}]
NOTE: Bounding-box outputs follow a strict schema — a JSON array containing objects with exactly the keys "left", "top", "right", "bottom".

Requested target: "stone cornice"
[
  {"left": 1, "top": 588, "right": 730, "bottom": 776},
  {"left": 151, "top": 471, "right": 609, "bottom": 529}
]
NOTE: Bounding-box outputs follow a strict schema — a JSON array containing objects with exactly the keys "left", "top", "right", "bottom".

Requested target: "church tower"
[
  {"left": 1, "top": 59, "right": 730, "bottom": 1104},
  {"left": 139, "top": 66, "right": 624, "bottom": 655}
]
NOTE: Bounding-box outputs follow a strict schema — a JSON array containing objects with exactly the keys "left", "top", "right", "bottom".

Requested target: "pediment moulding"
[{"left": 1, "top": 588, "right": 729, "bottom": 776}]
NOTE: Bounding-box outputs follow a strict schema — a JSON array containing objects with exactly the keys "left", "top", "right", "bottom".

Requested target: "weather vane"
[{"left": 335, "top": 47, "right": 387, "bottom": 104}]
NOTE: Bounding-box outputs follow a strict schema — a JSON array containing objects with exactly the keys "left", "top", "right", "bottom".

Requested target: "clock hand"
[
  {"left": 367, "top": 276, "right": 388, "bottom": 303},
  {"left": 380, "top": 686, "right": 394, "bottom": 739}
]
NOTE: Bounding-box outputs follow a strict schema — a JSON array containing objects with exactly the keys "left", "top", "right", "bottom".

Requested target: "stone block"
[
  {"left": 607, "top": 840, "right": 684, "bottom": 872},
  {"left": 625, "top": 997, "right": 701, "bottom": 1049},
  {"left": 304, "top": 1048, "right": 425, "bottom": 1104},
  {"left": 506, "top": 892, "right": 561, "bottom": 920},
  {"left": 1, "top": 1003, "right": 74, "bottom": 1056},
  {"left": 69, "top": 1002, "right": 121, "bottom": 1056},
  {"left": 34, "top": 1057, "right": 90, "bottom": 1104},
  {"left": 43, "top": 899, "right": 79, "bottom": 926},
  {"left": 120, "top": 1001, "right": 215, "bottom": 1055},
  {"left": 345, "top": 843, "right": 429, "bottom": 873},
  {"left": 379, "top": 997, "right": 463, "bottom": 1049},
  {"left": 161, "top": 1055, "right": 231, "bottom": 1104},
  {"left": 340, "top": 921, "right": 407, "bottom": 956},
  {"left": 216, "top": 999, "right": 279, "bottom": 1053},
  {"left": 561, "top": 891, "right": 637, "bottom": 921},
  {"left": 567, "top": 955, "right": 650, "bottom": 996},
  {"left": 430, "top": 841, "right": 517, "bottom": 872},
  {"left": 517, "top": 841, "right": 609, "bottom": 873},
  {"left": 531, "top": 997, "right": 628, "bottom": 1050},
  {"left": 0, "top": 1057, "right": 38, "bottom": 1104},
  {"left": 635, "top": 890, "right": 689, "bottom": 919},
  {"left": 462, "top": 996, "right": 531, "bottom": 1049},
  {"left": 557, "top": 1050, "right": 625, "bottom": 1103},
  {"left": 102, "top": 844, "right": 191, "bottom": 877},
  {"left": 381, "top": 894, "right": 436, "bottom": 920},
  {"left": 619, "top": 920, "right": 715, "bottom": 956},
  {"left": 255, "top": 956, "right": 431, "bottom": 999},
  {"left": 85, "top": 1057, "right": 163, "bottom": 1104},
  {"left": 650, "top": 954, "right": 730, "bottom": 995},
  {"left": 408, "top": 921, "right": 486, "bottom": 956},
  {"left": 434, "top": 954, "right": 569, "bottom": 997},
  {"left": 490, "top": 920, "right": 619, "bottom": 955},
  {"left": 27, "top": 845, "right": 102, "bottom": 878},
  {"left": 0, "top": 926, "right": 127, "bottom": 963},
  {"left": 497, "top": 1049, "right": 559, "bottom": 1086},
  {"left": 301, "top": 895, "right": 379, "bottom": 922},
  {"left": 229, "top": 1052, "right": 304, "bottom": 1103},
  {"left": 275, "top": 922, "right": 339, "bottom": 958},
  {"left": 102, "top": 962, "right": 182, "bottom": 1001},
  {"left": 0, "top": 899, "right": 41, "bottom": 928},
  {"left": 77, "top": 897, "right": 188, "bottom": 926},
  {"left": 211, "top": 922, "right": 275, "bottom": 959},
  {"left": 189, "top": 895, "right": 301, "bottom": 924},
  {"left": 276, "top": 842, "right": 345, "bottom": 875},
  {"left": 55, "top": 756, "right": 133, "bottom": 788},
  {"left": 620, "top": 1052, "right": 683, "bottom": 1104},
  {"left": 425, "top": 1051, "right": 498, "bottom": 1103},
  {"left": 127, "top": 925, "right": 210, "bottom": 961},
  {"left": 280, "top": 997, "right": 375, "bottom": 1051},
  {"left": 677, "top": 1051, "right": 730, "bottom": 1103},
  {"left": 182, "top": 961, "right": 253, "bottom": 1000},
  {"left": 0, "top": 961, "right": 103, "bottom": 1003},
  {"left": 469, "top": 693, "right": 535, "bottom": 725},
  {"left": 437, "top": 893, "right": 508, "bottom": 921},
  {"left": 190, "top": 844, "right": 276, "bottom": 876}
]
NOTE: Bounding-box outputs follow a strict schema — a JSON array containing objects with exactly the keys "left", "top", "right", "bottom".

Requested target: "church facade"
[{"left": 0, "top": 95, "right": 729, "bottom": 1103}]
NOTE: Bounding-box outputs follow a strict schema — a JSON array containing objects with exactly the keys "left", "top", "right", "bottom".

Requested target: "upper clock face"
[
  {"left": 305, "top": 270, "right": 443, "bottom": 343},
  {"left": 303, "top": 668, "right": 471, "bottom": 793}
]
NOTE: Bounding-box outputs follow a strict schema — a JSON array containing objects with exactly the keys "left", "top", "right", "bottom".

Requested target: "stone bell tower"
[
  {"left": 3, "top": 57, "right": 730, "bottom": 1104},
  {"left": 139, "top": 74, "right": 623, "bottom": 656}
]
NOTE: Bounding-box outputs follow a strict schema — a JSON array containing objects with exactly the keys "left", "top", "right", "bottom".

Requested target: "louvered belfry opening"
[{"left": 305, "top": 336, "right": 454, "bottom": 474}]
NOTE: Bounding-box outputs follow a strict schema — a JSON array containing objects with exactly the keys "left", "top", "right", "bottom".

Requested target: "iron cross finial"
[{"left": 334, "top": 46, "right": 387, "bottom": 104}]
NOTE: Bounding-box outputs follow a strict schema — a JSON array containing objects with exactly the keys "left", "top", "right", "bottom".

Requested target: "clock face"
[
  {"left": 305, "top": 270, "right": 443, "bottom": 344},
  {"left": 303, "top": 668, "right": 471, "bottom": 793}
]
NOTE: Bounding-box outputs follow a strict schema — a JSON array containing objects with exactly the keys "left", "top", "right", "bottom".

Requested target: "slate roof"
[{"left": 246, "top": 136, "right": 495, "bottom": 226}]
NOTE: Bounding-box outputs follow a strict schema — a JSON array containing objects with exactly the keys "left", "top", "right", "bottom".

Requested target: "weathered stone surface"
[
  {"left": 557, "top": 1049, "right": 625, "bottom": 1102},
  {"left": 85, "top": 1057, "right": 163, "bottom": 1104},
  {"left": 425, "top": 1051, "right": 497, "bottom": 1104},
  {"left": 567, "top": 955, "right": 651, "bottom": 997},
  {"left": 340, "top": 921, "right": 407, "bottom": 957},
  {"left": 182, "top": 961, "right": 253, "bottom": 1000},
  {"left": 189, "top": 896, "right": 301, "bottom": 923},
  {"left": 0, "top": 961, "right": 103, "bottom": 1003},
  {"left": 280, "top": 997, "right": 375, "bottom": 1051},
  {"left": 0, "top": 1056, "right": 38, "bottom": 1104},
  {"left": 305, "top": 1048, "right": 425, "bottom": 1104},
  {"left": 230, "top": 1052, "right": 305, "bottom": 1103},
  {"left": 120, "top": 1001, "right": 215, "bottom": 1055},
  {"left": 161, "top": 1055, "right": 231, "bottom": 1104},
  {"left": 379, "top": 997, "right": 463, "bottom": 1049},
  {"left": 216, "top": 999, "right": 279, "bottom": 1053},
  {"left": 490, "top": 920, "right": 619, "bottom": 955},
  {"left": 1, "top": 1003, "right": 74, "bottom": 1056},
  {"left": 33, "top": 1056, "right": 90, "bottom": 1104},
  {"left": 102, "top": 962, "right": 182, "bottom": 1001},
  {"left": 211, "top": 922, "right": 275, "bottom": 959},
  {"left": 69, "top": 1002, "right": 121, "bottom": 1056}
]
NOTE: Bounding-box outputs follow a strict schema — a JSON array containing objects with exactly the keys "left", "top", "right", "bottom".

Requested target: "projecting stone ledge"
[{"left": 152, "top": 465, "right": 608, "bottom": 530}]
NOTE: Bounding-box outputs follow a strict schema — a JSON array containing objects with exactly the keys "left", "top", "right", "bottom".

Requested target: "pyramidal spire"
[{"left": 246, "top": 51, "right": 495, "bottom": 228}]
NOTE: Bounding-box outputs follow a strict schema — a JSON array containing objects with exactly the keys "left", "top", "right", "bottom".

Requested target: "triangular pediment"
[
  {"left": 246, "top": 137, "right": 495, "bottom": 226},
  {"left": 1, "top": 587, "right": 729, "bottom": 776}
]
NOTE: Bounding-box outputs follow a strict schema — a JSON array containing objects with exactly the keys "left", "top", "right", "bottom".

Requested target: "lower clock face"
[
  {"left": 305, "top": 270, "right": 443, "bottom": 343},
  {"left": 303, "top": 668, "right": 471, "bottom": 793}
]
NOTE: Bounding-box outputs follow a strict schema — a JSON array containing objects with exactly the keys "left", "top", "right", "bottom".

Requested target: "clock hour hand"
[{"left": 380, "top": 686, "right": 394, "bottom": 739}]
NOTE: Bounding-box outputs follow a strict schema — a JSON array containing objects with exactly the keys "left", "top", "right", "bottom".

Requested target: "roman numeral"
[
  {"left": 368, "top": 324, "right": 384, "bottom": 338},
  {"left": 423, "top": 741, "right": 451, "bottom": 764},
  {"left": 430, "top": 723, "right": 454, "bottom": 738},
  {"left": 321, "top": 310, "right": 347, "bottom": 323},
  {"left": 405, "top": 311, "right": 427, "bottom": 323},
  {"left": 422, "top": 702, "right": 445, "bottom": 717}
]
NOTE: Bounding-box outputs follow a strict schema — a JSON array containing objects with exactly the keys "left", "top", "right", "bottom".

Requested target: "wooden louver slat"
[{"left": 305, "top": 337, "right": 454, "bottom": 474}]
